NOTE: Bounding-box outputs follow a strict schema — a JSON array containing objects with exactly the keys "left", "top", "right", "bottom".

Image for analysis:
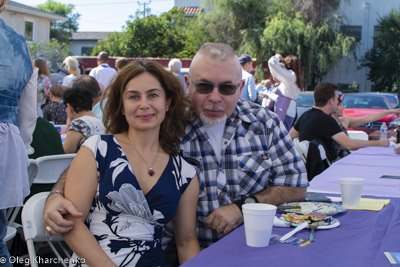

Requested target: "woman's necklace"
[{"left": 126, "top": 133, "right": 160, "bottom": 176}]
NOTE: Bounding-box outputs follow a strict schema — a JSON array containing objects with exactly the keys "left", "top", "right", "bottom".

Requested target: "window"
[
  {"left": 340, "top": 25, "right": 362, "bottom": 42},
  {"left": 24, "top": 20, "right": 34, "bottom": 42},
  {"left": 81, "top": 47, "right": 93, "bottom": 56}
]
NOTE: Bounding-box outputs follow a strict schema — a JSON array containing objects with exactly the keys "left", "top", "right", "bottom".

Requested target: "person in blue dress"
[{"left": 62, "top": 60, "right": 200, "bottom": 266}]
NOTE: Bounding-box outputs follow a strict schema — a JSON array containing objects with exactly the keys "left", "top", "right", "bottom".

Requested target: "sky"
[{"left": 13, "top": 0, "right": 175, "bottom": 32}]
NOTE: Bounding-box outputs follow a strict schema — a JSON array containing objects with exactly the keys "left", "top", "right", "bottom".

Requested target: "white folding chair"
[
  {"left": 34, "top": 154, "right": 76, "bottom": 184},
  {"left": 348, "top": 130, "right": 368, "bottom": 141},
  {"left": 293, "top": 138, "right": 331, "bottom": 166},
  {"left": 7, "top": 159, "right": 39, "bottom": 225},
  {"left": 22, "top": 192, "right": 70, "bottom": 267},
  {"left": 293, "top": 138, "right": 307, "bottom": 163}
]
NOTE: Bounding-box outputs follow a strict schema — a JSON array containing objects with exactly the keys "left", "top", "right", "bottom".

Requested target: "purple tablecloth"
[
  {"left": 182, "top": 195, "right": 400, "bottom": 267},
  {"left": 308, "top": 146, "right": 400, "bottom": 198}
]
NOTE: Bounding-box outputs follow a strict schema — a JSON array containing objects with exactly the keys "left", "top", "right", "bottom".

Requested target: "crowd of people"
[{"left": 1, "top": 1, "right": 399, "bottom": 264}]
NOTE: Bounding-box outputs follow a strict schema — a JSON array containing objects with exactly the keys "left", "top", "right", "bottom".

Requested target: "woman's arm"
[
  {"left": 63, "top": 130, "right": 85, "bottom": 153},
  {"left": 268, "top": 55, "right": 296, "bottom": 85},
  {"left": 345, "top": 108, "right": 400, "bottom": 129},
  {"left": 62, "top": 147, "right": 117, "bottom": 267},
  {"left": 172, "top": 175, "right": 200, "bottom": 265}
]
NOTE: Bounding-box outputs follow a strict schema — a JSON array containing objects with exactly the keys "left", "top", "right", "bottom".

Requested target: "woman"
[
  {"left": 332, "top": 96, "right": 400, "bottom": 158},
  {"left": 62, "top": 60, "right": 200, "bottom": 266},
  {"left": 0, "top": 0, "right": 37, "bottom": 265},
  {"left": 63, "top": 87, "right": 105, "bottom": 153},
  {"left": 268, "top": 54, "right": 302, "bottom": 130},
  {"left": 34, "top": 57, "right": 52, "bottom": 110},
  {"left": 62, "top": 56, "right": 80, "bottom": 89}
]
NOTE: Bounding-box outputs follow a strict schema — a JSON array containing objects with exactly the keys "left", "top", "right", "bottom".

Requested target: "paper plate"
[
  {"left": 279, "top": 217, "right": 340, "bottom": 230},
  {"left": 280, "top": 202, "right": 346, "bottom": 215}
]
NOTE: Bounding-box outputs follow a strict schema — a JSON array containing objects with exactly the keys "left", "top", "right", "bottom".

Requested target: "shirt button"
[
  {"left": 220, "top": 193, "right": 224, "bottom": 197},
  {"left": 218, "top": 167, "right": 221, "bottom": 171},
  {"left": 254, "top": 167, "right": 257, "bottom": 170},
  {"left": 224, "top": 141, "right": 228, "bottom": 144}
]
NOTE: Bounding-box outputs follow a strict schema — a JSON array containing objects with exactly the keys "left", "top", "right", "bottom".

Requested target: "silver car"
[{"left": 295, "top": 91, "right": 314, "bottom": 122}]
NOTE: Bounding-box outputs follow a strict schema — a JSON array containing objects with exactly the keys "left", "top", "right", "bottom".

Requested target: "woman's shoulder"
[{"left": 171, "top": 154, "right": 197, "bottom": 177}]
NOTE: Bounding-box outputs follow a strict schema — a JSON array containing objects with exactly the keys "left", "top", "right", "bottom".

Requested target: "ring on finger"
[
  {"left": 45, "top": 226, "right": 52, "bottom": 240},
  {"left": 218, "top": 224, "right": 225, "bottom": 230}
]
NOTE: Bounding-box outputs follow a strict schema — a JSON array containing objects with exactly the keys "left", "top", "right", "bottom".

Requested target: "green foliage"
[
  {"left": 92, "top": 8, "right": 203, "bottom": 58},
  {"left": 36, "top": 0, "right": 80, "bottom": 43},
  {"left": 360, "top": 6, "right": 400, "bottom": 92},
  {"left": 28, "top": 39, "right": 72, "bottom": 71}
]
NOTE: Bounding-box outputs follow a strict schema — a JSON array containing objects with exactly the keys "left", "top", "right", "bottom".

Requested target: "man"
[
  {"left": 168, "top": 58, "right": 187, "bottom": 94},
  {"left": 115, "top": 57, "right": 130, "bottom": 72},
  {"left": 289, "top": 82, "right": 389, "bottom": 161},
  {"left": 43, "top": 43, "right": 307, "bottom": 249},
  {"left": 72, "top": 75, "right": 102, "bottom": 108},
  {"left": 89, "top": 51, "right": 117, "bottom": 89},
  {"left": 238, "top": 54, "right": 257, "bottom": 102}
]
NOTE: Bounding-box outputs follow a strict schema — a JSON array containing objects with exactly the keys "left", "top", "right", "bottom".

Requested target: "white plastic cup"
[
  {"left": 300, "top": 203, "right": 314, "bottom": 213},
  {"left": 339, "top": 178, "right": 364, "bottom": 208},
  {"left": 242, "top": 203, "right": 277, "bottom": 247}
]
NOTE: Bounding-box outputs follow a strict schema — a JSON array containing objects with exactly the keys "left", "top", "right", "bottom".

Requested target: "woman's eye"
[
  {"left": 149, "top": 94, "right": 159, "bottom": 98},
  {"left": 129, "top": 95, "right": 138, "bottom": 99}
]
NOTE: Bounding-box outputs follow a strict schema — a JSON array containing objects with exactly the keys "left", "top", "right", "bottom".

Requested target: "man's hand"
[
  {"left": 379, "top": 138, "right": 390, "bottom": 147},
  {"left": 43, "top": 193, "right": 83, "bottom": 235},
  {"left": 205, "top": 204, "right": 243, "bottom": 235}
]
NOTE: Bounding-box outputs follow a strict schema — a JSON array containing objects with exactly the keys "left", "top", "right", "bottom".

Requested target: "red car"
[{"left": 341, "top": 93, "right": 399, "bottom": 134}]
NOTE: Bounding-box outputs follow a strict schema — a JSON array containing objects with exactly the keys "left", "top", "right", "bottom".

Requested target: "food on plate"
[{"left": 282, "top": 212, "right": 327, "bottom": 226}]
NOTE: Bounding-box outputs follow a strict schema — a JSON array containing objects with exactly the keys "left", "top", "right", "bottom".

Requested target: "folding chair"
[
  {"left": 22, "top": 192, "right": 70, "bottom": 267},
  {"left": 34, "top": 154, "right": 76, "bottom": 184},
  {"left": 347, "top": 130, "right": 368, "bottom": 141},
  {"left": 7, "top": 159, "right": 39, "bottom": 225},
  {"left": 293, "top": 138, "right": 309, "bottom": 164}
]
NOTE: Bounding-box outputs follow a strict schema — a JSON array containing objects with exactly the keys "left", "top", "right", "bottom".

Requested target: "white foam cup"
[
  {"left": 242, "top": 203, "right": 277, "bottom": 247},
  {"left": 300, "top": 202, "right": 314, "bottom": 213},
  {"left": 339, "top": 178, "right": 364, "bottom": 208}
]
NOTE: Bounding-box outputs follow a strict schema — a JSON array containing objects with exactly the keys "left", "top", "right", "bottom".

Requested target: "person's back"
[{"left": 89, "top": 51, "right": 117, "bottom": 89}]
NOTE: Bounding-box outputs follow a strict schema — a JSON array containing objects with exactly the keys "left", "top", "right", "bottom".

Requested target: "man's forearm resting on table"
[{"left": 254, "top": 186, "right": 306, "bottom": 206}]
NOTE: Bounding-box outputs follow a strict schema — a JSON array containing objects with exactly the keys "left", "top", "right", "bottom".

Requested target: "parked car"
[
  {"left": 371, "top": 92, "right": 400, "bottom": 108},
  {"left": 341, "top": 93, "right": 399, "bottom": 134},
  {"left": 295, "top": 91, "right": 314, "bottom": 122}
]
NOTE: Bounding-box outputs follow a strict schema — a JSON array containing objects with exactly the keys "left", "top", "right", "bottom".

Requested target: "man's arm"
[
  {"left": 43, "top": 167, "right": 83, "bottom": 235},
  {"left": 332, "top": 131, "right": 389, "bottom": 150},
  {"left": 254, "top": 185, "right": 306, "bottom": 206},
  {"left": 249, "top": 75, "right": 257, "bottom": 101},
  {"left": 289, "top": 127, "right": 299, "bottom": 139}
]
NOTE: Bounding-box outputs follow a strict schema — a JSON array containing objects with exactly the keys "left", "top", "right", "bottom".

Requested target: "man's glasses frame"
[{"left": 188, "top": 76, "right": 241, "bottom": 96}]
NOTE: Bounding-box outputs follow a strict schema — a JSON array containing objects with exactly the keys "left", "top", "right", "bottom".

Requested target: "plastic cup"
[
  {"left": 242, "top": 203, "right": 277, "bottom": 247},
  {"left": 300, "top": 203, "right": 314, "bottom": 213},
  {"left": 339, "top": 178, "right": 364, "bottom": 208}
]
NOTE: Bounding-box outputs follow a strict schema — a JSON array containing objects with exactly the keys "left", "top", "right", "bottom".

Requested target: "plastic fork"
[{"left": 309, "top": 222, "right": 318, "bottom": 242}]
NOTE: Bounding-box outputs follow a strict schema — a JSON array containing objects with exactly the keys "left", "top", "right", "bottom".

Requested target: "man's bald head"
[{"left": 98, "top": 51, "right": 109, "bottom": 64}]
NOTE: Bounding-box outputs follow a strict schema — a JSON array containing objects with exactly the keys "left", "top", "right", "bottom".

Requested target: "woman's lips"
[{"left": 138, "top": 114, "right": 154, "bottom": 120}]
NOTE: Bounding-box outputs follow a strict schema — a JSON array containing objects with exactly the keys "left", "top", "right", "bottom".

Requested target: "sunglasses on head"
[{"left": 189, "top": 77, "right": 240, "bottom": 96}]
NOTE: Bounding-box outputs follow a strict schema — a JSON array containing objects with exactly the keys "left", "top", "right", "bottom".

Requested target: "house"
[
  {"left": 321, "top": 0, "right": 399, "bottom": 92},
  {"left": 1, "top": 0, "right": 66, "bottom": 43},
  {"left": 69, "top": 32, "right": 113, "bottom": 56},
  {"left": 174, "top": 0, "right": 206, "bottom": 16}
]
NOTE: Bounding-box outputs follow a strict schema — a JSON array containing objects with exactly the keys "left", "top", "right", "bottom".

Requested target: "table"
[
  {"left": 181, "top": 195, "right": 400, "bottom": 267},
  {"left": 308, "top": 146, "right": 400, "bottom": 198}
]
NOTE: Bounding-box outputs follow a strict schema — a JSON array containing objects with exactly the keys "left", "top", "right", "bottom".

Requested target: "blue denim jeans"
[{"left": 0, "top": 209, "right": 12, "bottom": 267}]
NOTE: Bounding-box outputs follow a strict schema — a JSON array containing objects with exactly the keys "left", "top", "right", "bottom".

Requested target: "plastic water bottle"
[{"left": 380, "top": 122, "right": 388, "bottom": 140}]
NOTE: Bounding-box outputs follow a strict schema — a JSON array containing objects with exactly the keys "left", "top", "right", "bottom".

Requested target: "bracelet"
[{"left": 47, "top": 190, "right": 64, "bottom": 199}]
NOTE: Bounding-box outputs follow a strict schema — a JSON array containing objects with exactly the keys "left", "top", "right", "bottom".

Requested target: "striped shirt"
[{"left": 180, "top": 99, "right": 308, "bottom": 248}]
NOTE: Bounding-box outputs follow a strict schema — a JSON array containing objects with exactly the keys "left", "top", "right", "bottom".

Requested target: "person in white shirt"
[
  {"left": 89, "top": 51, "right": 117, "bottom": 90},
  {"left": 239, "top": 54, "right": 257, "bottom": 102},
  {"left": 62, "top": 56, "right": 80, "bottom": 89}
]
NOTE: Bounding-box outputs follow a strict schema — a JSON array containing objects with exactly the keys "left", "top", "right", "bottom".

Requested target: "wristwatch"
[{"left": 234, "top": 195, "right": 259, "bottom": 213}]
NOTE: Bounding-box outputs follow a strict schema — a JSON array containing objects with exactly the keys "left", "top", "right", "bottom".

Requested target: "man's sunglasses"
[{"left": 189, "top": 77, "right": 240, "bottom": 96}]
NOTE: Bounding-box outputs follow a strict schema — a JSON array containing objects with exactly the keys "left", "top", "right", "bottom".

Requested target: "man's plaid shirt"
[{"left": 179, "top": 100, "right": 308, "bottom": 248}]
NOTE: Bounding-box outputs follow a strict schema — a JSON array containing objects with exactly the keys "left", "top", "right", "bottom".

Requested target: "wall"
[
  {"left": 323, "top": 0, "right": 400, "bottom": 92},
  {"left": 69, "top": 40, "right": 99, "bottom": 56},
  {"left": 0, "top": 10, "right": 50, "bottom": 43}
]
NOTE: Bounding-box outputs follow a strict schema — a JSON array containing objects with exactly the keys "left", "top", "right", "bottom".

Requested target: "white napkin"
[
  {"left": 273, "top": 216, "right": 290, "bottom": 227},
  {"left": 327, "top": 196, "right": 342, "bottom": 202}
]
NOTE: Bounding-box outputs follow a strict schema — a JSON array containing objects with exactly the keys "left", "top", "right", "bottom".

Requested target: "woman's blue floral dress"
[{"left": 70, "top": 135, "right": 196, "bottom": 267}]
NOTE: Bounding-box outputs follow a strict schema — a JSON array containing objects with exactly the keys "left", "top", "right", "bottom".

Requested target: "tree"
[
  {"left": 360, "top": 6, "right": 400, "bottom": 92},
  {"left": 28, "top": 39, "right": 73, "bottom": 71},
  {"left": 198, "top": 0, "right": 356, "bottom": 87},
  {"left": 36, "top": 0, "right": 80, "bottom": 43},
  {"left": 92, "top": 8, "right": 203, "bottom": 58}
]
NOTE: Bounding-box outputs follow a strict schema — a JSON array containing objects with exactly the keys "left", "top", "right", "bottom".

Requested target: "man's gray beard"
[{"left": 200, "top": 106, "right": 227, "bottom": 125}]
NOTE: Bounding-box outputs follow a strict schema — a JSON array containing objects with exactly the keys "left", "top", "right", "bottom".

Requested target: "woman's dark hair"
[
  {"left": 103, "top": 60, "right": 191, "bottom": 155},
  {"left": 34, "top": 57, "right": 51, "bottom": 77},
  {"left": 63, "top": 87, "right": 94, "bottom": 113},
  {"left": 284, "top": 55, "right": 303, "bottom": 90}
]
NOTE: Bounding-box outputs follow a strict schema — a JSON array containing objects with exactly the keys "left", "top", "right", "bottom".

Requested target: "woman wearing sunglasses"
[
  {"left": 61, "top": 60, "right": 200, "bottom": 266},
  {"left": 268, "top": 54, "right": 303, "bottom": 130}
]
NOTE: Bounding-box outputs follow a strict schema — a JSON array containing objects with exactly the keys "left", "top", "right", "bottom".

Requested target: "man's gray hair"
[
  {"left": 197, "top": 43, "right": 237, "bottom": 61},
  {"left": 168, "top": 58, "right": 182, "bottom": 71}
]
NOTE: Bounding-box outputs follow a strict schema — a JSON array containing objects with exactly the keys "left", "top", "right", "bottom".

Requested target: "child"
[{"left": 43, "top": 84, "right": 67, "bottom": 124}]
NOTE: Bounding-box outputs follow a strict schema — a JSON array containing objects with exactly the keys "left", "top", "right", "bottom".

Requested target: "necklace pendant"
[{"left": 148, "top": 168, "right": 155, "bottom": 176}]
